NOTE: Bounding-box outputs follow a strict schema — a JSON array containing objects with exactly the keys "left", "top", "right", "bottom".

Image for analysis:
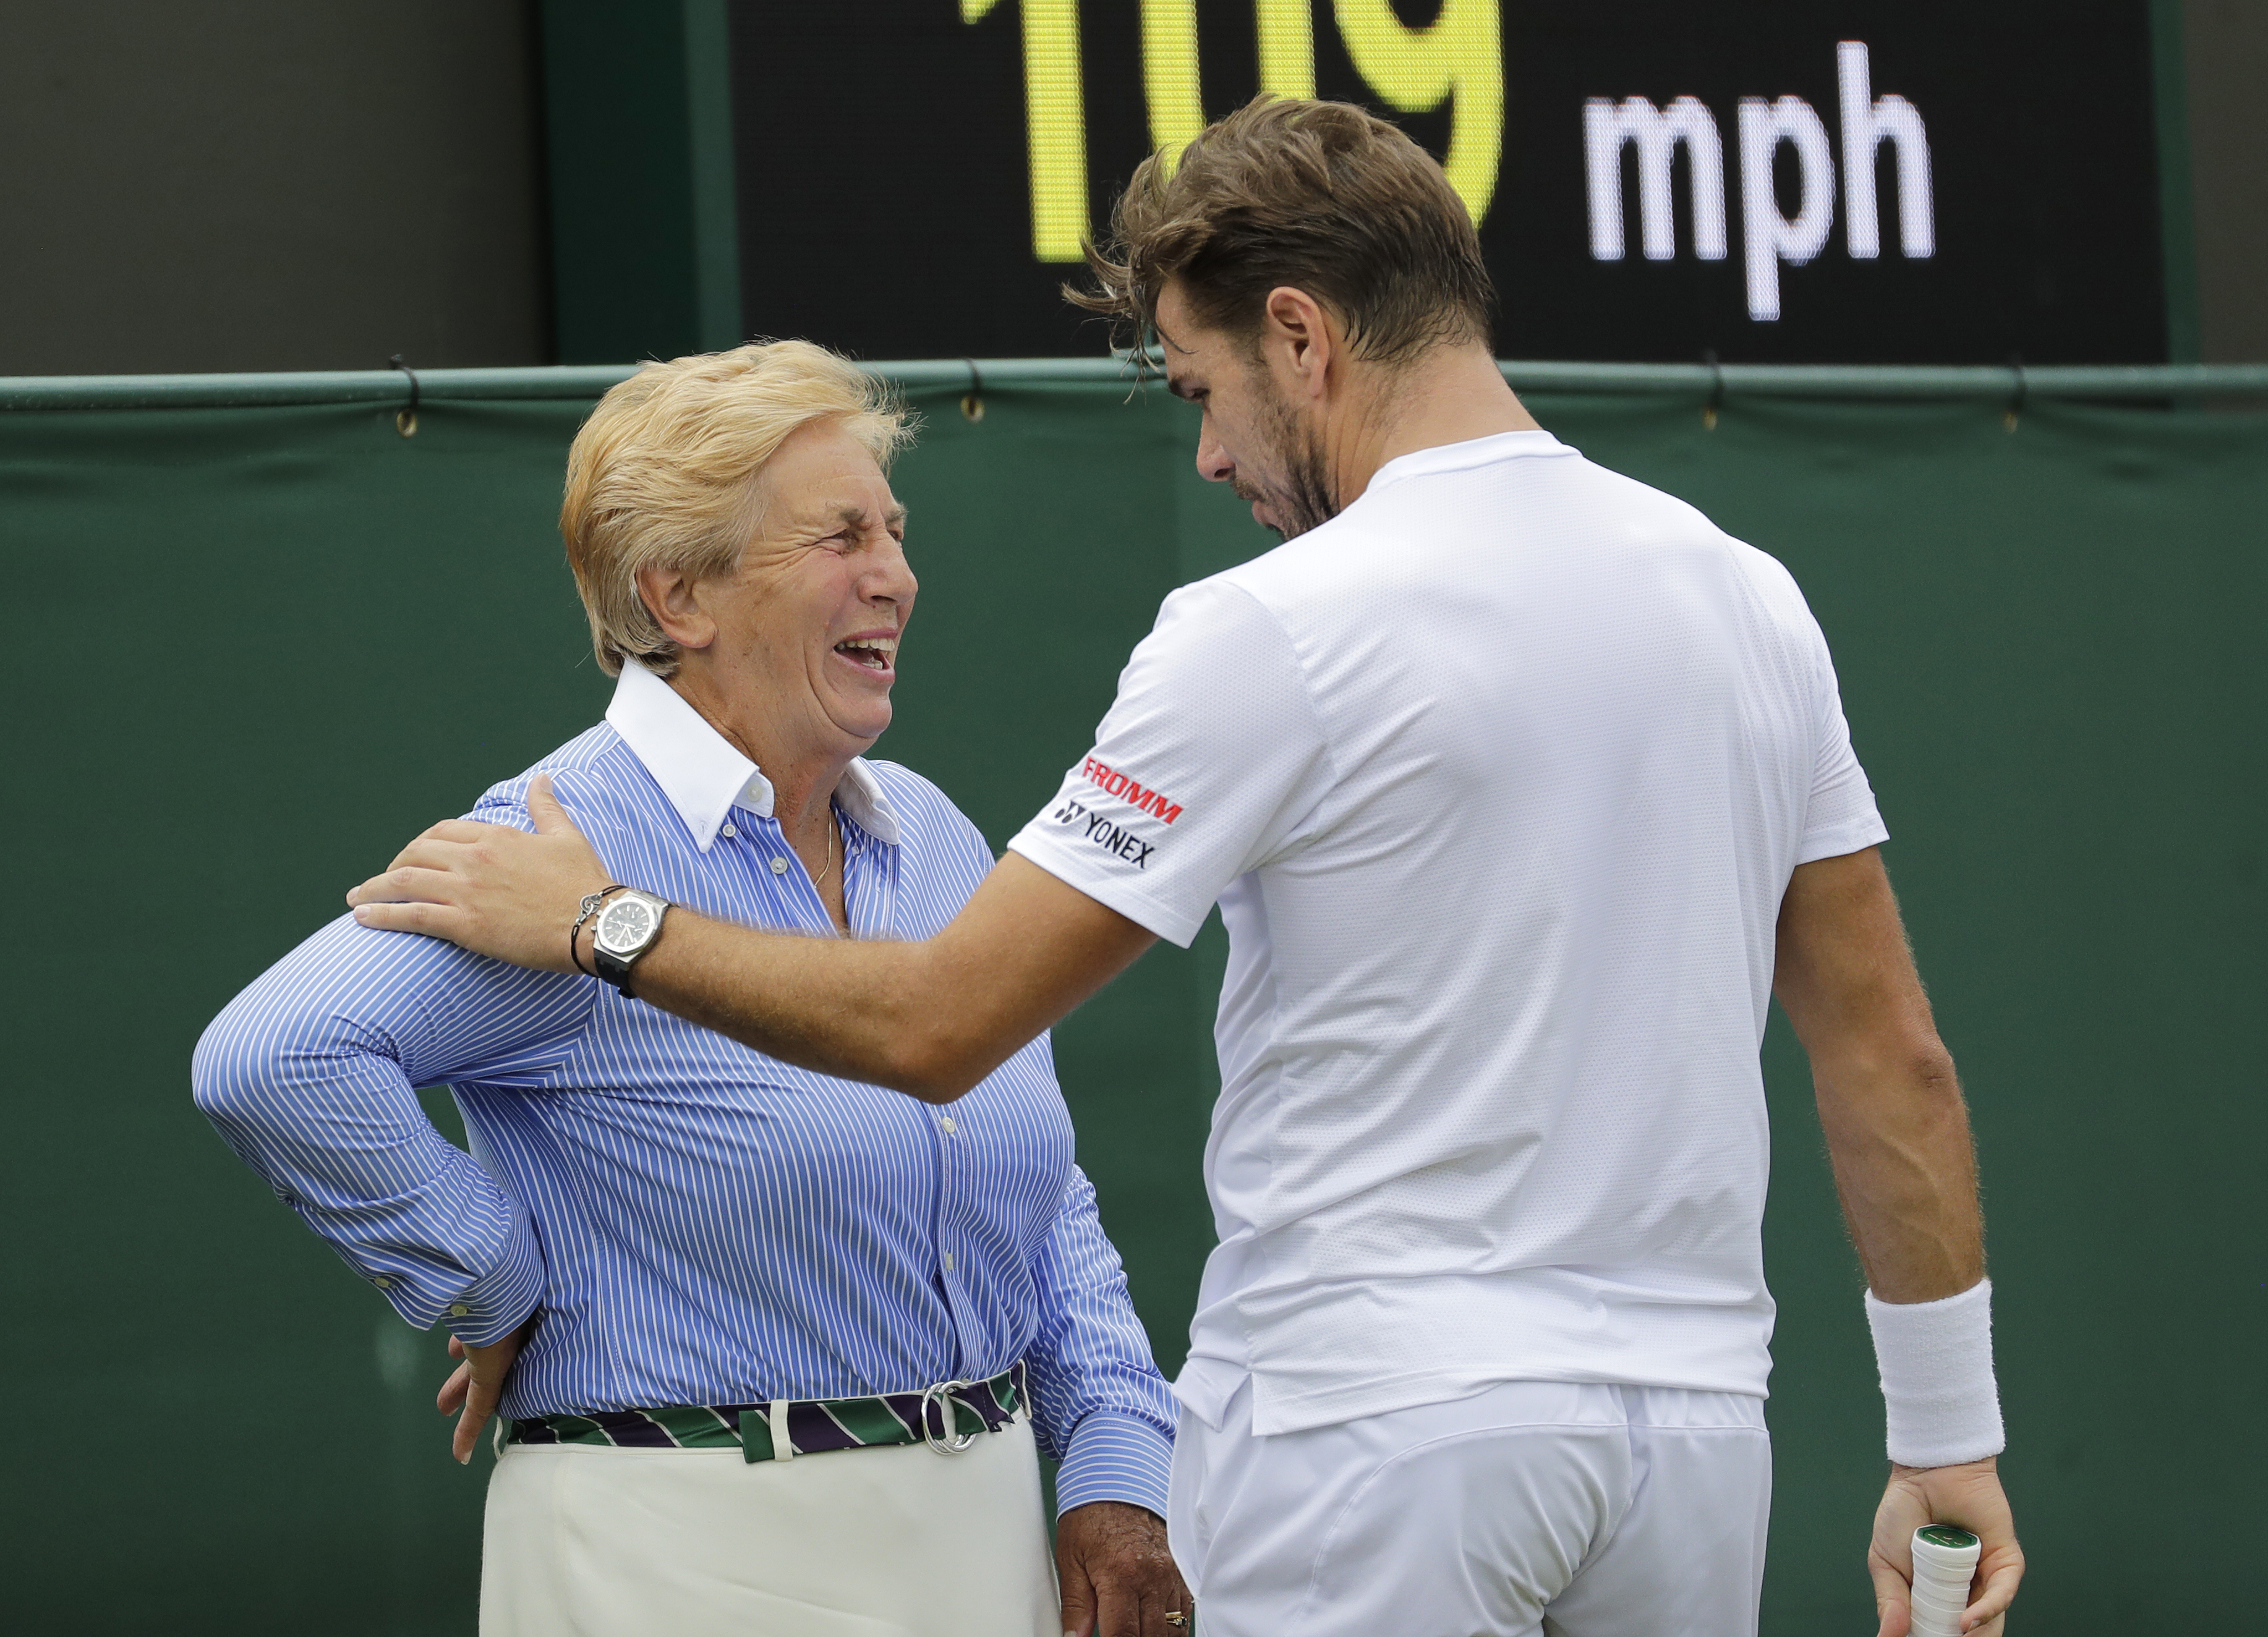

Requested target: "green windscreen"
[{"left": 2, "top": 368, "right": 2258, "bottom": 1633}]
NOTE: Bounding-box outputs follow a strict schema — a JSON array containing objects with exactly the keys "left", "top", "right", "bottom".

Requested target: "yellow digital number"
[
  {"left": 1149, "top": 1, "right": 1315, "bottom": 172},
  {"left": 1256, "top": 0, "right": 1317, "bottom": 100},
  {"left": 965, "top": 0, "right": 1089, "bottom": 261},
  {"left": 972, "top": 0, "right": 1502, "bottom": 263},
  {"left": 1330, "top": 0, "right": 1502, "bottom": 224},
  {"left": 1142, "top": 0, "right": 1204, "bottom": 164}
]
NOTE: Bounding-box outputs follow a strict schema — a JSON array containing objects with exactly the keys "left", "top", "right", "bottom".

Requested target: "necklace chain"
[{"left": 811, "top": 813, "right": 837, "bottom": 891}]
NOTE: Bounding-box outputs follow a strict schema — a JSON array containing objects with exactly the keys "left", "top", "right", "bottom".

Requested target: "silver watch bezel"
[{"left": 590, "top": 890, "right": 670, "bottom": 995}]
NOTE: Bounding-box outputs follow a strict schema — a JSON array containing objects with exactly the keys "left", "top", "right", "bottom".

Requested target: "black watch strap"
[{"left": 593, "top": 939, "right": 636, "bottom": 996}]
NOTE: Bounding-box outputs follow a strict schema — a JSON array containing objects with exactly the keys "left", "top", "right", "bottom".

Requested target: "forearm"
[
  {"left": 192, "top": 918, "right": 575, "bottom": 1341},
  {"left": 1775, "top": 850, "right": 1985, "bottom": 1302},
  {"left": 1024, "top": 1166, "right": 1179, "bottom": 1516},
  {"left": 624, "top": 911, "right": 991, "bottom": 1101},
  {"left": 195, "top": 1037, "right": 547, "bottom": 1341},
  {"left": 1810, "top": 1040, "right": 1984, "bottom": 1301},
  {"left": 349, "top": 791, "right": 1155, "bottom": 1100},
  {"left": 307, "top": 1180, "right": 545, "bottom": 1346},
  {"left": 612, "top": 856, "right": 1151, "bottom": 1102}
]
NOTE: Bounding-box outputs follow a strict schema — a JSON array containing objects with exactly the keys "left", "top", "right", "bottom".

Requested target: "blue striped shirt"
[{"left": 192, "top": 661, "right": 1176, "bottom": 1515}]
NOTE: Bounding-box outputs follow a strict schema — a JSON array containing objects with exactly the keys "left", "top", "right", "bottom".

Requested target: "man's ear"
[
  {"left": 636, "top": 562, "right": 718, "bottom": 653},
  {"left": 1261, "top": 286, "right": 1337, "bottom": 401}
]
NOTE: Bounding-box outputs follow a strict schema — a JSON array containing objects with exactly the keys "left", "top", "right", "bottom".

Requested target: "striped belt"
[{"left": 505, "top": 1361, "right": 1027, "bottom": 1464}]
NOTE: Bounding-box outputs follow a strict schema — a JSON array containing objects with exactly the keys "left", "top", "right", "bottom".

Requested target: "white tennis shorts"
[
  {"left": 1168, "top": 1379, "right": 1771, "bottom": 1637},
  {"left": 480, "top": 1414, "right": 1059, "bottom": 1636}
]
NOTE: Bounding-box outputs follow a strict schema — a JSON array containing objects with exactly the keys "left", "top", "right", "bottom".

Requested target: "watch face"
[{"left": 597, "top": 896, "right": 655, "bottom": 953}]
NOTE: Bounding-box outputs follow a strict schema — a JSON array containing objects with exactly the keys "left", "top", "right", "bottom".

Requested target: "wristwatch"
[{"left": 589, "top": 889, "right": 671, "bottom": 997}]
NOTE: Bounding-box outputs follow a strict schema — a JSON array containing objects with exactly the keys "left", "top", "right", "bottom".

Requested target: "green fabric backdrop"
[{"left": 2, "top": 372, "right": 2259, "bottom": 1633}]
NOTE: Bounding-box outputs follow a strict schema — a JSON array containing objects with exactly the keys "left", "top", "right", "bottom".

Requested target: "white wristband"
[{"left": 1864, "top": 1278, "right": 2005, "bottom": 1468}]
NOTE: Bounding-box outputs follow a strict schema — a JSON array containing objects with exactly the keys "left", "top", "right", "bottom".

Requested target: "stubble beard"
[{"left": 1238, "top": 375, "right": 1337, "bottom": 542}]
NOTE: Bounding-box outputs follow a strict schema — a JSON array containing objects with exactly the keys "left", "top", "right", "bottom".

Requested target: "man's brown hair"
[{"left": 1073, "top": 96, "right": 1495, "bottom": 365}]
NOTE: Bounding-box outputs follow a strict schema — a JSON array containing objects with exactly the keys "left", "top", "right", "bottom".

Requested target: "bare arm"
[
  {"left": 1773, "top": 847, "right": 2021, "bottom": 1637},
  {"left": 642, "top": 850, "right": 1154, "bottom": 1099},
  {"left": 1772, "top": 846, "right": 1980, "bottom": 1301},
  {"left": 349, "top": 775, "right": 1158, "bottom": 1102}
]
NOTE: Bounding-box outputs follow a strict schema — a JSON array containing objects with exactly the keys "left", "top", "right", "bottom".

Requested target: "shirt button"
[
  {"left": 940, "top": 1116, "right": 956, "bottom": 1135},
  {"left": 770, "top": 857, "right": 788, "bottom": 875},
  {"left": 721, "top": 822, "right": 736, "bottom": 838},
  {"left": 940, "top": 1252, "right": 955, "bottom": 1272},
  {"left": 373, "top": 1277, "right": 393, "bottom": 1289},
  {"left": 448, "top": 1303, "right": 470, "bottom": 1317}
]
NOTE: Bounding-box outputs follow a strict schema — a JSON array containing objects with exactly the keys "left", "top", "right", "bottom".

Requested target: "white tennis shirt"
[{"left": 1008, "top": 430, "right": 1888, "bottom": 1436}]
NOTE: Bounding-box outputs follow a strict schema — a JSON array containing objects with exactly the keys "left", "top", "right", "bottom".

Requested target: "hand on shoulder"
[{"left": 347, "top": 775, "right": 613, "bottom": 973}]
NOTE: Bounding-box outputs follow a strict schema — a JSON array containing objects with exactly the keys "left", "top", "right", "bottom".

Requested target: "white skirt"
[{"left": 481, "top": 1416, "right": 1060, "bottom": 1636}]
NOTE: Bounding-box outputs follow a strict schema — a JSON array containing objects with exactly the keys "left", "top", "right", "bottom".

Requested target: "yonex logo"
[
  {"left": 1081, "top": 757, "right": 1183, "bottom": 825},
  {"left": 1048, "top": 796, "right": 1156, "bottom": 869}
]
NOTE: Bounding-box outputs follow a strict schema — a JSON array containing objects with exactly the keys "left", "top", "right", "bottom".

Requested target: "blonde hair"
[{"left": 561, "top": 339, "right": 913, "bottom": 678}]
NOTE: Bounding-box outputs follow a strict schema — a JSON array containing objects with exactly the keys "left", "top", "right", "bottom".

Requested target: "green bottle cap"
[{"left": 1916, "top": 1524, "right": 1980, "bottom": 1550}]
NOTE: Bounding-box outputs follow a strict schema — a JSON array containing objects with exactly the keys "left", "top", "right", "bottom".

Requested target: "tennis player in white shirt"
[{"left": 352, "top": 96, "right": 2023, "bottom": 1637}]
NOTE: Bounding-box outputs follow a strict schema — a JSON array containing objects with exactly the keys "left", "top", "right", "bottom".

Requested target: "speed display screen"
[{"left": 725, "top": 1, "right": 2168, "bottom": 364}]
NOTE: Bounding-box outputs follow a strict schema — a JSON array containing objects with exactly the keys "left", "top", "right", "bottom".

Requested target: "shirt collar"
[
  {"left": 1364, "top": 428, "right": 1572, "bottom": 495},
  {"left": 604, "top": 660, "right": 901, "bottom": 851}
]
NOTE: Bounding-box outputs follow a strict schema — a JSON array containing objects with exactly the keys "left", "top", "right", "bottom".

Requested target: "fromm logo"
[{"left": 1082, "top": 758, "right": 1184, "bottom": 825}]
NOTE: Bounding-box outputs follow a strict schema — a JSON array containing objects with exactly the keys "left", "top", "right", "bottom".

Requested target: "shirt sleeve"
[
  {"left": 191, "top": 810, "right": 597, "bottom": 1346},
  {"left": 1797, "top": 627, "right": 1891, "bottom": 865},
  {"left": 1007, "top": 577, "right": 1336, "bottom": 948},
  {"left": 1023, "top": 1163, "right": 1179, "bottom": 1519}
]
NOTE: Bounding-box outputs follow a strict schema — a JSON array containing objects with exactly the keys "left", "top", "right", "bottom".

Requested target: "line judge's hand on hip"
[
  {"left": 348, "top": 775, "right": 610, "bottom": 972},
  {"left": 1055, "top": 1502, "right": 1191, "bottom": 1637},
  {"left": 437, "top": 1314, "right": 539, "bottom": 1465}
]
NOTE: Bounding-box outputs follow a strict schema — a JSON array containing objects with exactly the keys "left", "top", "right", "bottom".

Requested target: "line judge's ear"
[{"left": 635, "top": 561, "right": 718, "bottom": 653}]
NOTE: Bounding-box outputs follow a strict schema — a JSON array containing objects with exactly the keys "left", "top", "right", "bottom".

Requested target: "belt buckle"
[{"left": 918, "top": 1379, "right": 981, "bottom": 1455}]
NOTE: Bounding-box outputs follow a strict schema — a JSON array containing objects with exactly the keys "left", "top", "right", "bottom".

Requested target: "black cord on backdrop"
[
  {"left": 960, "top": 357, "right": 985, "bottom": 424},
  {"left": 1687, "top": 348, "right": 2048, "bottom": 431},
  {"left": 388, "top": 354, "right": 420, "bottom": 438}
]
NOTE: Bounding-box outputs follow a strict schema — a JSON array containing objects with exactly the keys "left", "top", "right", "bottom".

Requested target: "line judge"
[
  {"left": 351, "top": 98, "right": 2024, "bottom": 1637},
  {"left": 199, "top": 341, "right": 1187, "bottom": 1637}
]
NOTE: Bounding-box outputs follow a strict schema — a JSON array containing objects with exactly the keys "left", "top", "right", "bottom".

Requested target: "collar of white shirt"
[
  {"left": 603, "top": 659, "right": 902, "bottom": 852},
  {"left": 1365, "top": 428, "right": 1572, "bottom": 494}
]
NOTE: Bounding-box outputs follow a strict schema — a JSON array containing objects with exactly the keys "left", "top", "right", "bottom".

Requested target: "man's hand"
[
  {"left": 1869, "top": 1458, "right": 2023, "bottom": 1637},
  {"left": 349, "top": 776, "right": 610, "bottom": 971},
  {"left": 1055, "top": 1502, "right": 1191, "bottom": 1637},
  {"left": 437, "top": 1315, "right": 539, "bottom": 1464}
]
